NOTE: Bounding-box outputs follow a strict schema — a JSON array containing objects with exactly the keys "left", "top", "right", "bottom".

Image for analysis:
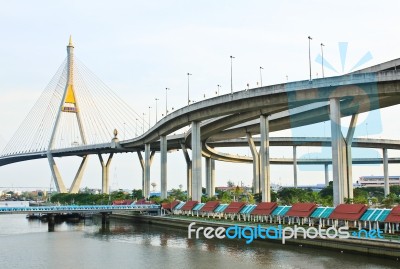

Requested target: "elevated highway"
[{"left": 1, "top": 40, "right": 400, "bottom": 206}]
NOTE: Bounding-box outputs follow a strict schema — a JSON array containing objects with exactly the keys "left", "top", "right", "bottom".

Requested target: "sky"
[{"left": 1, "top": 0, "right": 400, "bottom": 192}]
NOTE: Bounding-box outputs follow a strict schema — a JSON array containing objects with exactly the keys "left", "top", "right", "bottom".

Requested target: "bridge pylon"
[{"left": 47, "top": 36, "right": 89, "bottom": 193}]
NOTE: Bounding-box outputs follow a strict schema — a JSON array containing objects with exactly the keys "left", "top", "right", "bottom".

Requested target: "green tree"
[
  {"left": 132, "top": 189, "right": 143, "bottom": 199},
  {"left": 168, "top": 188, "right": 187, "bottom": 201},
  {"left": 227, "top": 180, "right": 235, "bottom": 188}
]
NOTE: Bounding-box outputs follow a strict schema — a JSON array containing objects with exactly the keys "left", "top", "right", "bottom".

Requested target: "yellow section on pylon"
[{"left": 65, "top": 84, "right": 76, "bottom": 104}]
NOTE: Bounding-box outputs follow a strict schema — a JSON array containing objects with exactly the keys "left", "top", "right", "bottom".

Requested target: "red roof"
[
  {"left": 385, "top": 205, "right": 400, "bottom": 223},
  {"left": 223, "top": 202, "right": 246, "bottom": 214},
  {"left": 286, "top": 203, "right": 318, "bottom": 217},
  {"left": 180, "top": 201, "right": 199, "bottom": 211},
  {"left": 161, "top": 201, "right": 180, "bottom": 210},
  {"left": 135, "top": 199, "right": 154, "bottom": 205},
  {"left": 329, "top": 204, "right": 368, "bottom": 221},
  {"left": 112, "top": 200, "right": 134, "bottom": 205},
  {"left": 250, "top": 202, "right": 278, "bottom": 215},
  {"left": 200, "top": 201, "right": 220, "bottom": 212}
]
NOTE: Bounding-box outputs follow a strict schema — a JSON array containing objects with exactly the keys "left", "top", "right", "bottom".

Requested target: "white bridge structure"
[{"left": 2, "top": 37, "right": 400, "bottom": 206}]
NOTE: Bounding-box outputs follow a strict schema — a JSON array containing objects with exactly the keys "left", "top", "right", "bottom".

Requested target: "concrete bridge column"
[
  {"left": 99, "top": 153, "right": 114, "bottom": 194},
  {"left": 383, "top": 148, "right": 389, "bottom": 196},
  {"left": 345, "top": 146, "right": 354, "bottom": 200},
  {"left": 144, "top": 144, "right": 151, "bottom": 199},
  {"left": 47, "top": 153, "right": 67, "bottom": 193},
  {"left": 211, "top": 159, "right": 216, "bottom": 197},
  {"left": 330, "top": 98, "right": 344, "bottom": 206},
  {"left": 48, "top": 214, "right": 55, "bottom": 232},
  {"left": 137, "top": 150, "right": 155, "bottom": 199},
  {"left": 259, "top": 115, "right": 271, "bottom": 202},
  {"left": 345, "top": 114, "right": 358, "bottom": 201},
  {"left": 191, "top": 121, "right": 202, "bottom": 202},
  {"left": 324, "top": 164, "right": 329, "bottom": 186},
  {"left": 205, "top": 157, "right": 212, "bottom": 197},
  {"left": 246, "top": 133, "right": 260, "bottom": 194},
  {"left": 341, "top": 139, "right": 348, "bottom": 200},
  {"left": 293, "top": 146, "right": 298, "bottom": 188},
  {"left": 69, "top": 156, "right": 89, "bottom": 193},
  {"left": 180, "top": 143, "right": 192, "bottom": 199},
  {"left": 160, "top": 135, "right": 168, "bottom": 199}
]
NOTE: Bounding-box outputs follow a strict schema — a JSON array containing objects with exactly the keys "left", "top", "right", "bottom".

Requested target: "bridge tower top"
[{"left": 47, "top": 36, "right": 86, "bottom": 150}]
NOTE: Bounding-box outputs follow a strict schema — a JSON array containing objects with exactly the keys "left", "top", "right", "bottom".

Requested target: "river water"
[{"left": 0, "top": 214, "right": 398, "bottom": 269}]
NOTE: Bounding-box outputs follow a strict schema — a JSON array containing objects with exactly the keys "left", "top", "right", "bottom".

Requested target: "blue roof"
[
  {"left": 192, "top": 203, "right": 205, "bottom": 211},
  {"left": 214, "top": 204, "right": 229, "bottom": 213},
  {"left": 271, "top": 205, "right": 291, "bottom": 216},
  {"left": 174, "top": 202, "right": 186, "bottom": 210},
  {"left": 360, "top": 208, "right": 392, "bottom": 222},
  {"left": 310, "top": 207, "right": 335, "bottom": 219},
  {"left": 240, "top": 204, "right": 257, "bottom": 214}
]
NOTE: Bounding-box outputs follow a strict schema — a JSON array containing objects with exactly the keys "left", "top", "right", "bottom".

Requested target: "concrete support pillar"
[
  {"left": 48, "top": 214, "right": 55, "bottom": 232},
  {"left": 211, "top": 159, "right": 216, "bottom": 197},
  {"left": 160, "top": 136, "right": 168, "bottom": 199},
  {"left": 99, "top": 153, "right": 114, "bottom": 194},
  {"left": 345, "top": 114, "right": 358, "bottom": 200},
  {"left": 246, "top": 133, "right": 260, "bottom": 194},
  {"left": 191, "top": 121, "right": 202, "bottom": 202},
  {"left": 205, "top": 157, "right": 212, "bottom": 197},
  {"left": 137, "top": 151, "right": 145, "bottom": 197},
  {"left": 341, "top": 139, "right": 348, "bottom": 200},
  {"left": 137, "top": 150, "right": 155, "bottom": 198},
  {"left": 324, "top": 164, "right": 329, "bottom": 186},
  {"left": 101, "top": 212, "right": 110, "bottom": 233},
  {"left": 383, "top": 148, "right": 389, "bottom": 197},
  {"left": 181, "top": 143, "right": 192, "bottom": 199},
  {"left": 330, "top": 98, "right": 343, "bottom": 206},
  {"left": 293, "top": 146, "right": 298, "bottom": 188},
  {"left": 69, "top": 156, "right": 89, "bottom": 193},
  {"left": 345, "top": 145, "right": 353, "bottom": 200},
  {"left": 47, "top": 153, "right": 67, "bottom": 193},
  {"left": 144, "top": 144, "right": 151, "bottom": 199},
  {"left": 259, "top": 115, "right": 271, "bottom": 202}
]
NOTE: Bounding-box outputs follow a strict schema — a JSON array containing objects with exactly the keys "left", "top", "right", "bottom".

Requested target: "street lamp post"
[
  {"left": 155, "top": 98, "right": 159, "bottom": 122},
  {"left": 217, "top": 84, "right": 221, "bottom": 95},
  {"left": 148, "top": 106, "right": 151, "bottom": 129},
  {"left": 230, "top": 56, "right": 235, "bottom": 94},
  {"left": 308, "top": 36, "right": 312, "bottom": 81},
  {"left": 321, "top": 43, "right": 325, "bottom": 78},
  {"left": 123, "top": 122, "right": 126, "bottom": 140},
  {"left": 165, "top": 88, "right": 170, "bottom": 115},
  {"left": 259, "top": 66, "right": 264, "bottom": 86},
  {"left": 135, "top": 118, "right": 138, "bottom": 136},
  {"left": 142, "top": 113, "right": 145, "bottom": 134},
  {"left": 187, "top": 73, "right": 192, "bottom": 105}
]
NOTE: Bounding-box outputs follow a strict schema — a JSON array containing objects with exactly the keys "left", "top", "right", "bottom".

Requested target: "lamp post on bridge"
[
  {"left": 142, "top": 113, "right": 145, "bottom": 134},
  {"left": 148, "top": 106, "right": 151, "bottom": 130},
  {"left": 321, "top": 43, "right": 325, "bottom": 78},
  {"left": 187, "top": 73, "right": 192, "bottom": 105},
  {"left": 308, "top": 36, "right": 312, "bottom": 81},
  {"left": 155, "top": 98, "right": 159, "bottom": 122},
  {"left": 165, "top": 88, "right": 170, "bottom": 115},
  {"left": 217, "top": 84, "right": 221, "bottom": 96},
  {"left": 230, "top": 56, "right": 235, "bottom": 94},
  {"left": 123, "top": 122, "right": 126, "bottom": 140},
  {"left": 135, "top": 118, "right": 138, "bottom": 136},
  {"left": 259, "top": 66, "right": 264, "bottom": 86}
]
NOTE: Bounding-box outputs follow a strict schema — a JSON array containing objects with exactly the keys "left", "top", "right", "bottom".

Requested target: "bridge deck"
[{"left": 0, "top": 204, "right": 160, "bottom": 214}]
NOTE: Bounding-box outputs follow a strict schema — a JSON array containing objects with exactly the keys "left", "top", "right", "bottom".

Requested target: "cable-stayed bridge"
[{"left": 2, "top": 37, "right": 400, "bottom": 206}]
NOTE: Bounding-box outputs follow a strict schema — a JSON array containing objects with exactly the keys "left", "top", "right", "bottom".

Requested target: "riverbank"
[{"left": 112, "top": 212, "right": 400, "bottom": 260}]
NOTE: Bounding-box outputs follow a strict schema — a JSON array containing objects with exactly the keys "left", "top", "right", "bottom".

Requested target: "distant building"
[{"left": 358, "top": 176, "right": 400, "bottom": 187}]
